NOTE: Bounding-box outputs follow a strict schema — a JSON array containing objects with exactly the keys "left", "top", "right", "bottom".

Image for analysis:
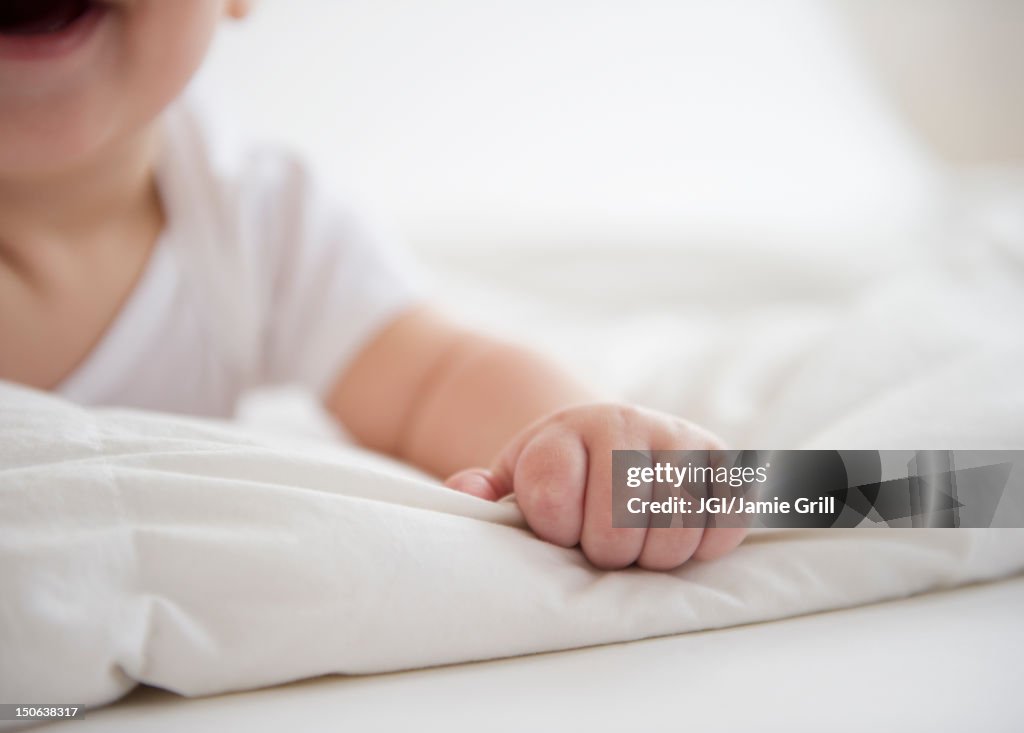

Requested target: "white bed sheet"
[
  {"left": 37, "top": 573, "right": 1024, "bottom": 733},
  {"left": 4, "top": 188, "right": 1022, "bottom": 724},
  {"left": 6, "top": 381, "right": 1021, "bottom": 710}
]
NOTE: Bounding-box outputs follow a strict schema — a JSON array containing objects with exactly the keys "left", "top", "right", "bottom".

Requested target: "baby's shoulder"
[
  {"left": 158, "top": 99, "right": 374, "bottom": 262},
  {"left": 161, "top": 100, "right": 315, "bottom": 217}
]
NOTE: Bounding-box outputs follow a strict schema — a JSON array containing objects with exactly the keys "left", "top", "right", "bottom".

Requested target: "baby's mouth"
[{"left": 0, "top": 0, "right": 102, "bottom": 37}]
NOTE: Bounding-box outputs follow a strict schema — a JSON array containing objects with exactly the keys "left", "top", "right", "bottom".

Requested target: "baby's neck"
[{"left": 0, "top": 124, "right": 164, "bottom": 251}]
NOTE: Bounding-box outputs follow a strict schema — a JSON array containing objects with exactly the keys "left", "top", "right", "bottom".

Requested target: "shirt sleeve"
[{"left": 241, "top": 150, "right": 425, "bottom": 397}]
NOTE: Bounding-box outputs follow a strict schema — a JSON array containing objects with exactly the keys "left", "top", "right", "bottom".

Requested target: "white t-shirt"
[{"left": 56, "top": 103, "right": 421, "bottom": 418}]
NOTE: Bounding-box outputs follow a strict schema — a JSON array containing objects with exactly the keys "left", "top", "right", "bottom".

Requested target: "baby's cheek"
[{"left": 514, "top": 428, "right": 588, "bottom": 548}]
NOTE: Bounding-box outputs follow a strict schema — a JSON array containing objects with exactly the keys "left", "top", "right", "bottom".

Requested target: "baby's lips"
[{"left": 444, "top": 468, "right": 505, "bottom": 502}]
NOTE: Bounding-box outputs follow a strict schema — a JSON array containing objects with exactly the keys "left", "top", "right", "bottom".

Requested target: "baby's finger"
[
  {"left": 636, "top": 517, "right": 705, "bottom": 571},
  {"left": 693, "top": 447, "right": 752, "bottom": 560},
  {"left": 636, "top": 435, "right": 707, "bottom": 571},
  {"left": 580, "top": 431, "right": 646, "bottom": 570},
  {"left": 512, "top": 425, "right": 588, "bottom": 548},
  {"left": 444, "top": 468, "right": 506, "bottom": 502}
]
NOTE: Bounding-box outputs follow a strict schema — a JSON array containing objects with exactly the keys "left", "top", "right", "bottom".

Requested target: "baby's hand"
[{"left": 444, "top": 404, "right": 747, "bottom": 570}]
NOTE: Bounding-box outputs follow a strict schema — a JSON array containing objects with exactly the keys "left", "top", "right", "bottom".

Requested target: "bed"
[{"left": 3, "top": 215, "right": 1023, "bottom": 731}]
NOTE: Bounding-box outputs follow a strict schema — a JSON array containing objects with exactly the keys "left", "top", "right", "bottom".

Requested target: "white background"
[{"left": 194, "top": 0, "right": 942, "bottom": 254}]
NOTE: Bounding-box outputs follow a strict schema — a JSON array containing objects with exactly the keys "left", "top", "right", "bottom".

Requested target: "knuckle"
[
  {"left": 555, "top": 402, "right": 640, "bottom": 437},
  {"left": 609, "top": 403, "right": 644, "bottom": 434},
  {"left": 667, "top": 420, "right": 726, "bottom": 451}
]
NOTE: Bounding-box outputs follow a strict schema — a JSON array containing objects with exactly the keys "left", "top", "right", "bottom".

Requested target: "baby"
[{"left": 0, "top": 0, "right": 746, "bottom": 570}]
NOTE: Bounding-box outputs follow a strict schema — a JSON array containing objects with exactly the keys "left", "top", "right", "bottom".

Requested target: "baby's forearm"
[
  {"left": 398, "top": 333, "right": 598, "bottom": 477},
  {"left": 327, "top": 307, "right": 599, "bottom": 477}
]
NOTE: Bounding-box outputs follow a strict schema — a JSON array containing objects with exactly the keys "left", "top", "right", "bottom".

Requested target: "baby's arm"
[{"left": 327, "top": 306, "right": 746, "bottom": 570}]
